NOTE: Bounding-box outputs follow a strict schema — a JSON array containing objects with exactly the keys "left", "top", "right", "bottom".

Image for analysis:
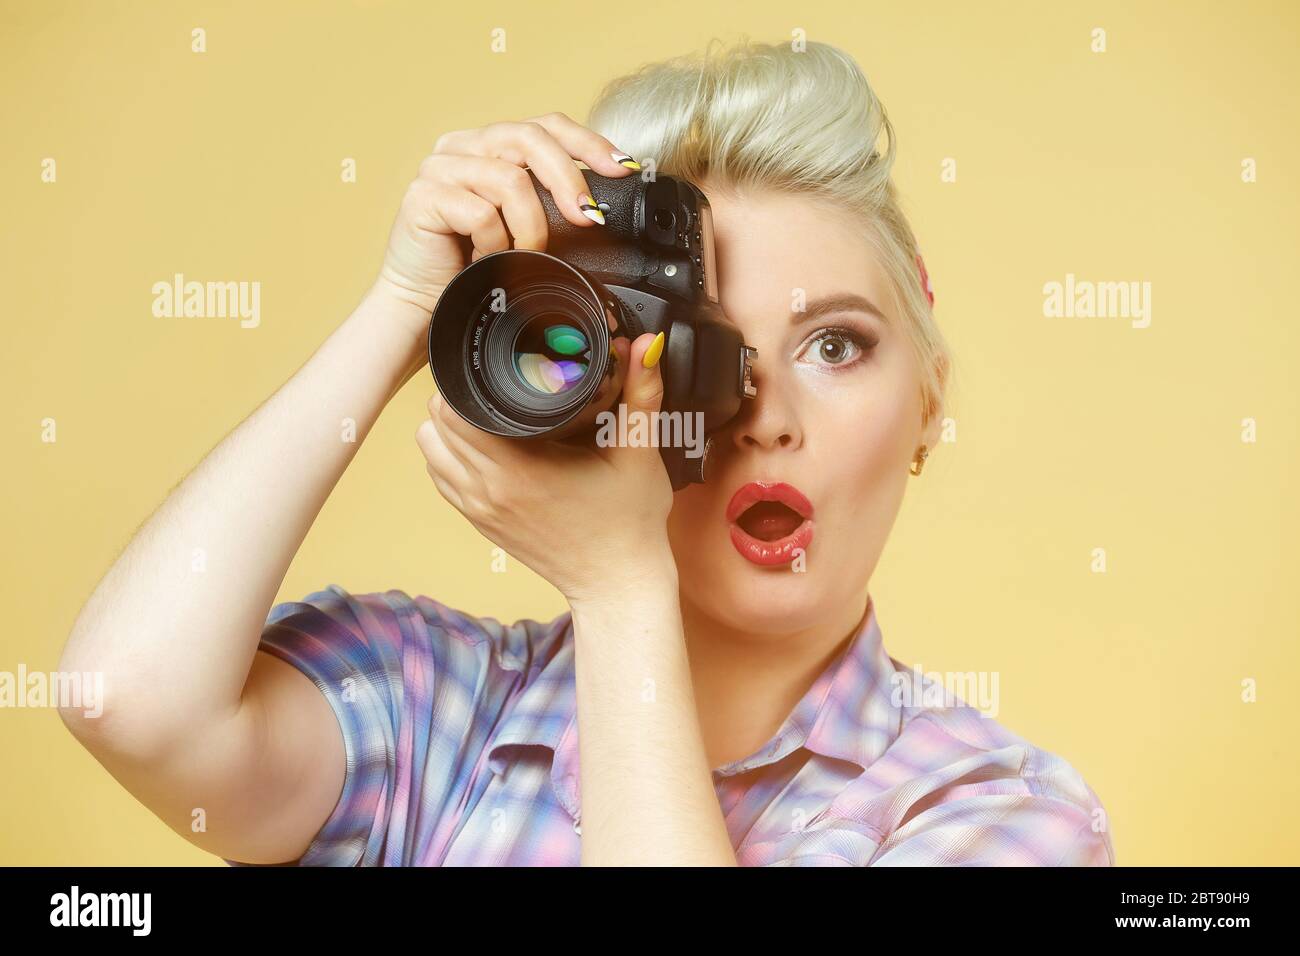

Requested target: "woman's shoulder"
[
  {"left": 864, "top": 676, "right": 1113, "bottom": 863},
  {"left": 885, "top": 662, "right": 1113, "bottom": 859},
  {"left": 267, "top": 582, "right": 574, "bottom": 674}
]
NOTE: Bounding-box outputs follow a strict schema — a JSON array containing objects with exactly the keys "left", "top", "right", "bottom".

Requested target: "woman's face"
[{"left": 667, "top": 182, "right": 941, "bottom": 636}]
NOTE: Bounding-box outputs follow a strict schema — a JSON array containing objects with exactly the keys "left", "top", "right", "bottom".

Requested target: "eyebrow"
[{"left": 792, "top": 292, "right": 888, "bottom": 326}]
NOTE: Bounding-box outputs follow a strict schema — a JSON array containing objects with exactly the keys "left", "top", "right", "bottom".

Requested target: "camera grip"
[{"left": 526, "top": 168, "right": 643, "bottom": 243}]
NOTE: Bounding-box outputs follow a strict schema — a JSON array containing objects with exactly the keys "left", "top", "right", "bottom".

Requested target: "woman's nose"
[{"left": 729, "top": 368, "right": 800, "bottom": 452}]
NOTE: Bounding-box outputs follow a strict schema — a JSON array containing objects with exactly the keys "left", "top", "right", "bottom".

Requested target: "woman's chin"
[{"left": 677, "top": 550, "right": 831, "bottom": 635}]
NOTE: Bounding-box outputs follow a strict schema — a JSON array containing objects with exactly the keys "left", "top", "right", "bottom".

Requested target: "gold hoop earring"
[{"left": 910, "top": 444, "right": 929, "bottom": 476}]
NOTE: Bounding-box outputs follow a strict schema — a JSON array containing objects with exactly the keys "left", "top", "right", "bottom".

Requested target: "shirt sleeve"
[
  {"left": 867, "top": 793, "right": 1116, "bottom": 866},
  {"left": 222, "top": 583, "right": 441, "bottom": 867}
]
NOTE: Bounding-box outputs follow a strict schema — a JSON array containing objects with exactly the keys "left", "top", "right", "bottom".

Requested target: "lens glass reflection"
[{"left": 513, "top": 318, "right": 590, "bottom": 395}]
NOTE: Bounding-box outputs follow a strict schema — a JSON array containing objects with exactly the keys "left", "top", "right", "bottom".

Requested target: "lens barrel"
[{"left": 428, "top": 249, "right": 625, "bottom": 438}]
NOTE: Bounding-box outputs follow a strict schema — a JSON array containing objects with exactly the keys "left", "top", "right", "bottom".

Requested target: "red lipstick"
[{"left": 726, "top": 481, "right": 815, "bottom": 567}]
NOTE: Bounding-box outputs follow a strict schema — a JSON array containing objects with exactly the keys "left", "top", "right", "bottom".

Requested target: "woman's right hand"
[{"left": 373, "top": 112, "right": 643, "bottom": 338}]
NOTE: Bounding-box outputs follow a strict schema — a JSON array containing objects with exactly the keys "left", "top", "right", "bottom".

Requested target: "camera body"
[{"left": 428, "top": 169, "right": 756, "bottom": 489}]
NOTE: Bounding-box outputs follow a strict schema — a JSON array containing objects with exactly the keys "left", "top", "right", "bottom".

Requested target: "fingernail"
[
  {"left": 578, "top": 194, "right": 606, "bottom": 225},
  {"left": 610, "top": 150, "right": 641, "bottom": 170},
  {"left": 642, "top": 331, "right": 665, "bottom": 369}
]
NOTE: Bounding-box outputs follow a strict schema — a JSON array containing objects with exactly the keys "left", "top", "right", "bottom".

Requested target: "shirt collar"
[{"left": 486, "top": 595, "right": 901, "bottom": 825}]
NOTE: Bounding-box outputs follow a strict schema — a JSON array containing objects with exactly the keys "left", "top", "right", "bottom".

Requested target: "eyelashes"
[{"left": 795, "top": 325, "right": 878, "bottom": 370}]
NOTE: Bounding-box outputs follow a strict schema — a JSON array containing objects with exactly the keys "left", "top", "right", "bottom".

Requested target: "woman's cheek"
[
  {"left": 848, "top": 381, "right": 921, "bottom": 537},
  {"left": 666, "top": 486, "right": 714, "bottom": 558},
  {"left": 840, "top": 349, "right": 923, "bottom": 462}
]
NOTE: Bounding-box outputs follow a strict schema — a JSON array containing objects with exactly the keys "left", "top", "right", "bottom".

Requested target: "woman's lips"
[{"left": 726, "top": 481, "right": 815, "bottom": 567}]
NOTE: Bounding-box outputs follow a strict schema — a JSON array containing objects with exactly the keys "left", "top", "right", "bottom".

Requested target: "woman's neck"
[{"left": 678, "top": 589, "right": 871, "bottom": 771}]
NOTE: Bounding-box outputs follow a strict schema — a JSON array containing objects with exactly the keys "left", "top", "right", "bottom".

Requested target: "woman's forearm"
[
  {"left": 569, "top": 554, "right": 738, "bottom": 866},
  {"left": 58, "top": 285, "right": 429, "bottom": 750}
]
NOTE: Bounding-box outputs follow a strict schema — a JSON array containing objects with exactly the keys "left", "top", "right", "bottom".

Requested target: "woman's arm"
[
  {"left": 57, "top": 284, "right": 429, "bottom": 863},
  {"left": 418, "top": 327, "right": 738, "bottom": 866},
  {"left": 59, "top": 111, "right": 648, "bottom": 864},
  {"left": 569, "top": 561, "right": 738, "bottom": 866}
]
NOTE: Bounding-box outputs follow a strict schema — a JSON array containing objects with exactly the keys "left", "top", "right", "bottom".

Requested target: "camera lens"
[
  {"left": 512, "top": 316, "right": 590, "bottom": 395},
  {"left": 476, "top": 283, "right": 605, "bottom": 421},
  {"left": 428, "top": 250, "right": 626, "bottom": 438}
]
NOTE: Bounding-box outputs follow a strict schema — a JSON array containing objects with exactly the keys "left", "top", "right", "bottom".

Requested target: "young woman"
[{"left": 58, "top": 39, "right": 1114, "bottom": 866}]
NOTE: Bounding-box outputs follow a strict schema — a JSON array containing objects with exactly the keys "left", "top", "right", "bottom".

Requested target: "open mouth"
[
  {"left": 726, "top": 481, "right": 815, "bottom": 567},
  {"left": 735, "top": 500, "right": 806, "bottom": 542}
]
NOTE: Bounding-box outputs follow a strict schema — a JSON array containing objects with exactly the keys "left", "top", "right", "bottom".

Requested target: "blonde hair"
[{"left": 587, "top": 38, "right": 951, "bottom": 427}]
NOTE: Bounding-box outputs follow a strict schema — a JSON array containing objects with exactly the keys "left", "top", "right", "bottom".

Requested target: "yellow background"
[{"left": 2, "top": 0, "right": 1296, "bottom": 866}]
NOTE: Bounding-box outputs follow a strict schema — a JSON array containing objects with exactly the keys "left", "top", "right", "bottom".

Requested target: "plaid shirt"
[{"left": 223, "top": 584, "right": 1114, "bottom": 867}]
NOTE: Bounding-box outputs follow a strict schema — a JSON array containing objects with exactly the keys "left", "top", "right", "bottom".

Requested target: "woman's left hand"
[{"left": 416, "top": 331, "right": 675, "bottom": 606}]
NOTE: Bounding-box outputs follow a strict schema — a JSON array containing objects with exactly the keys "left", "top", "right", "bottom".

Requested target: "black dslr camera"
[{"left": 427, "top": 169, "right": 757, "bottom": 489}]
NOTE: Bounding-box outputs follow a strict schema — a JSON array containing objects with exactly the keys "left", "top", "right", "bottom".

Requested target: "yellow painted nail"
[
  {"left": 578, "top": 193, "right": 606, "bottom": 225},
  {"left": 642, "top": 331, "right": 665, "bottom": 369},
  {"left": 611, "top": 151, "right": 641, "bottom": 170}
]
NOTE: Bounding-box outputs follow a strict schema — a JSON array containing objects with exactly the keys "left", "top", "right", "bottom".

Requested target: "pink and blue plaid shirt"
[{"left": 223, "top": 584, "right": 1115, "bottom": 867}]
